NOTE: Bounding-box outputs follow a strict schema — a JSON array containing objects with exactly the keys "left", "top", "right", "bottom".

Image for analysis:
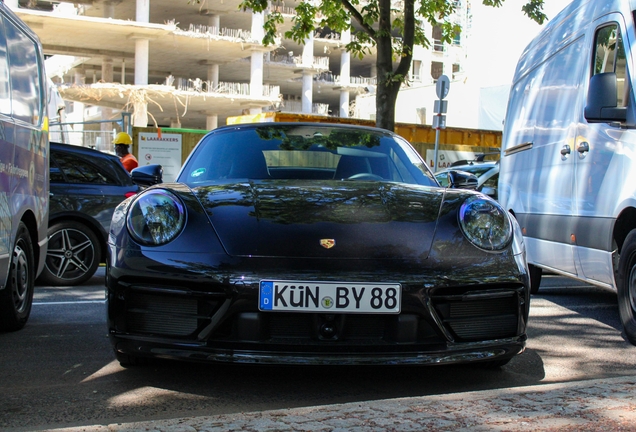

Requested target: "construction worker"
[{"left": 113, "top": 132, "right": 138, "bottom": 172}]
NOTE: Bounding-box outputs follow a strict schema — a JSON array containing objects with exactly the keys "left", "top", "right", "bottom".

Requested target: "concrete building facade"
[{"left": 9, "top": 0, "right": 472, "bottom": 143}]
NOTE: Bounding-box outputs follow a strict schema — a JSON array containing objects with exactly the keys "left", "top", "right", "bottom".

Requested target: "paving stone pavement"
[{"left": 49, "top": 375, "right": 636, "bottom": 432}]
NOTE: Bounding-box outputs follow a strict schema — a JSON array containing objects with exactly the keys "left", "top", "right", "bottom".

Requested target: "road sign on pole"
[
  {"left": 436, "top": 75, "right": 450, "bottom": 100},
  {"left": 433, "top": 75, "right": 451, "bottom": 172}
]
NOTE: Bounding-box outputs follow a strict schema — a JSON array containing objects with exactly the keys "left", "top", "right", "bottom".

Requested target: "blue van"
[{"left": 0, "top": 1, "right": 48, "bottom": 331}]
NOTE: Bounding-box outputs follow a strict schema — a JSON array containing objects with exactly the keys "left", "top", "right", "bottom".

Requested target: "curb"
[{"left": 47, "top": 375, "right": 636, "bottom": 431}]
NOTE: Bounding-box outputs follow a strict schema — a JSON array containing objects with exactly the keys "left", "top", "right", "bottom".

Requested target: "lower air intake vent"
[
  {"left": 431, "top": 289, "right": 521, "bottom": 341},
  {"left": 126, "top": 292, "right": 207, "bottom": 336}
]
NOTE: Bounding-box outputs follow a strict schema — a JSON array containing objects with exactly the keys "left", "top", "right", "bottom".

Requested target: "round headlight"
[
  {"left": 127, "top": 189, "right": 186, "bottom": 246},
  {"left": 459, "top": 195, "right": 512, "bottom": 251}
]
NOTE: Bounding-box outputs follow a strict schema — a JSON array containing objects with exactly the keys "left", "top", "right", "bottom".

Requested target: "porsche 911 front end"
[{"left": 107, "top": 123, "right": 529, "bottom": 367}]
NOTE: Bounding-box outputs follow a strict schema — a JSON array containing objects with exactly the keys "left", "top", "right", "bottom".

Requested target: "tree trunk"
[{"left": 374, "top": 0, "right": 397, "bottom": 131}]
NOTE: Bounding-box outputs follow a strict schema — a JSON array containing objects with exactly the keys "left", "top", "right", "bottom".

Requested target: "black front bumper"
[{"left": 107, "top": 269, "right": 528, "bottom": 366}]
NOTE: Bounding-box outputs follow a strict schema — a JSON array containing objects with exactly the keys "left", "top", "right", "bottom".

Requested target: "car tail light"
[{"left": 125, "top": 192, "right": 137, "bottom": 199}]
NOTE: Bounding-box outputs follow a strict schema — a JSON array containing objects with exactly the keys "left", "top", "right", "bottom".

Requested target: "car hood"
[{"left": 191, "top": 180, "right": 447, "bottom": 260}]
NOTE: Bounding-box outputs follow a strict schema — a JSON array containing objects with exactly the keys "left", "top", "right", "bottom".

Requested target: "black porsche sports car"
[{"left": 107, "top": 123, "right": 530, "bottom": 367}]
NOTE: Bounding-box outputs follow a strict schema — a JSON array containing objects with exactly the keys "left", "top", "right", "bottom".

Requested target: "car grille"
[
  {"left": 120, "top": 284, "right": 525, "bottom": 345},
  {"left": 430, "top": 286, "right": 524, "bottom": 341},
  {"left": 267, "top": 314, "right": 385, "bottom": 340},
  {"left": 125, "top": 291, "right": 220, "bottom": 337}
]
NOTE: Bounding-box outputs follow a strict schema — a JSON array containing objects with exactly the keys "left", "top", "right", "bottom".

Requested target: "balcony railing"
[
  {"left": 269, "top": 100, "right": 330, "bottom": 115},
  {"left": 170, "top": 22, "right": 257, "bottom": 43},
  {"left": 268, "top": 54, "right": 329, "bottom": 69},
  {"left": 314, "top": 73, "right": 377, "bottom": 86},
  {"left": 168, "top": 76, "right": 280, "bottom": 98}
]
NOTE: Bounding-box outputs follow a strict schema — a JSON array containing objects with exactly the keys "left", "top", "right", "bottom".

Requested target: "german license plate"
[{"left": 259, "top": 280, "right": 401, "bottom": 313}]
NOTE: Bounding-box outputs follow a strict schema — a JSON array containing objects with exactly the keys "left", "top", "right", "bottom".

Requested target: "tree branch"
[
  {"left": 395, "top": 0, "right": 415, "bottom": 79},
  {"left": 340, "top": 0, "right": 376, "bottom": 40}
]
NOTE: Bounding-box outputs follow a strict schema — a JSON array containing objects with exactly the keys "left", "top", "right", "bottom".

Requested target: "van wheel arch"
[
  {"left": 616, "top": 229, "right": 636, "bottom": 345},
  {"left": 612, "top": 207, "right": 636, "bottom": 281}
]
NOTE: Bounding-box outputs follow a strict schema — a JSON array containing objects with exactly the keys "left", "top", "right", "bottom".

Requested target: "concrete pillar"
[
  {"left": 251, "top": 10, "right": 264, "bottom": 41},
  {"left": 72, "top": 70, "right": 85, "bottom": 146},
  {"left": 249, "top": 11, "right": 265, "bottom": 115},
  {"left": 133, "top": 0, "right": 150, "bottom": 127},
  {"left": 103, "top": 1, "right": 115, "bottom": 18},
  {"left": 302, "top": 72, "right": 313, "bottom": 114},
  {"left": 208, "top": 14, "right": 220, "bottom": 35},
  {"left": 136, "top": 0, "right": 150, "bottom": 23},
  {"left": 339, "top": 90, "right": 350, "bottom": 118},
  {"left": 302, "top": 33, "right": 314, "bottom": 67},
  {"left": 121, "top": 59, "right": 126, "bottom": 84},
  {"left": 101, "top": 57, "right": 114, "bottom": 136},
  {"left": 102, "top": 57, "right": 114, "bottom": 83},
  {"left": 339, "top": 28, "right": 351, "bottom": 117},
  {"left": 208, "top": 63, "right": 219, "bottom": 90},
  {"left": 206, "top": 115, "right": 218, "bottom": 130},
  {"left": 133, "top": 91, "right": 148, "bottom": 127},
  {"left": 301, "top": 33, "right": 315, "bottom": 114},
  {"left": 134, "top": 39, "right": 149, "bottom": 85},
  {"left": 250, "top": 51, "right": 263, "bottom": 98}
]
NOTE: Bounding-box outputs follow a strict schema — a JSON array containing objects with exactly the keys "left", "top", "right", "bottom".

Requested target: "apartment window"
[
  {"left": 432, "top": 26, "right": 444, "bottom": 52},
  {"left": 453, "top": 31, "right": 461, "bottom": 46},
  {"left": 411, "top": 60, "right": 422, "bottom": 82},
  {"left": 452, "top": 63, "right": 460, "bottom": 79},
  {"left": 431, "top": 62, "right": 444, "bottom": 80}
]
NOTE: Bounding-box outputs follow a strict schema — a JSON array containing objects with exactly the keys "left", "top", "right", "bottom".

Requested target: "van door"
[
  {"left": 575, "top": 15, "right": 634, "bottom": 285},
  {"left": 502, "top": 36, "right": 587, "bottom": 277}
]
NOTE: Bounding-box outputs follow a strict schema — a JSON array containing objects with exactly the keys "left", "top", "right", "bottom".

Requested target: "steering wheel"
[{"left": 346, "top": 173, "right": 384, "bottom": 181}]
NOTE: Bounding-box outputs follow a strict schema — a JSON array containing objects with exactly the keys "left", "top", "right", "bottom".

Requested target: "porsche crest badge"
[{"left": 320, "top": 239, "right": 336, "bottom": 249}]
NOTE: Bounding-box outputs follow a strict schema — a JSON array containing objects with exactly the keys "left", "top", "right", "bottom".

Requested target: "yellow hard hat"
[{"left": 113, "top": 132, "right": 132, "bottom": 145}]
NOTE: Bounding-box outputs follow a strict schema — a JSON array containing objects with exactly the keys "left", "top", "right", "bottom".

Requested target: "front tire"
[
  {"left": 0, "top": 222, "right": 35, "bottom": 331},
  {"left": 38, "top": 221, "right": 101, "bottom": 286},
  {"left": 115, "top": 350, "right": 147, "bottom": 367},
  {"left": 529, "top": 264, "right": 542, "bottom": 295},
  {"left": 617, "top": 230, "right": 636, "bottom": 345}
]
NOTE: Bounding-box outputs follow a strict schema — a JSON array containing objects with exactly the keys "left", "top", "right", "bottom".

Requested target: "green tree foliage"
[{"left": 236, "top": 0, "right": 547, "bottom": 131}]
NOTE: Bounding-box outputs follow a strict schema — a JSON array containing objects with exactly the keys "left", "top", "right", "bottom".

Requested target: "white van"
[
  {"left": 0, "top": 1, "right": 49, "bottom": 331},
  {"left": 500, "top": 0, "right": 636, "bottom": 344}
]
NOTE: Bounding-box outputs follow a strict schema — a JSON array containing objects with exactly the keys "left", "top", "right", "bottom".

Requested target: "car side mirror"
[
  {"left": 131, "top": 164, "right": 163, "bottom": 187},
  {"left": 584, "top": 72, "right": 627, "bottom": 122},
  {"left": 447, "top": 170, "right": 478, "bottom": 190}
]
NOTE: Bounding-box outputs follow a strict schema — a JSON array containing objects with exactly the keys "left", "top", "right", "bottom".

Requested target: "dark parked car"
[
  {"left": 107, "top": 123, "right": 529, "bottom": 368},
  {"left": 38, "top": 142, "right": 140, "bottom": 286},
  {"left": 435, "top": 159, "right": 499, "bottom": 200}
]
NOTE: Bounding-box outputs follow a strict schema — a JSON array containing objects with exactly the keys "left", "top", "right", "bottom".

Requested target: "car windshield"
[{"left": 178, "top": 124, "right": 437, "bottom": 187}]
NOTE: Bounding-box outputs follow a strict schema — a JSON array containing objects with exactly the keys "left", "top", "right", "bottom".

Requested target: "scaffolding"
[{"left": 49, "top": 112, "right": 132, "bottom": 153}]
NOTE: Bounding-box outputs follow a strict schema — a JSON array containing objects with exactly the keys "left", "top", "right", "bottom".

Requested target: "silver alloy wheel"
[{"left": 46, "top": 227, "right": 96, "bottom": 281}]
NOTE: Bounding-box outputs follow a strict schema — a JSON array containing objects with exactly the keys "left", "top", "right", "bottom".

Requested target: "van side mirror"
[
  {"left": 447, "top": 170, "right": 478, "bottom": 190},
  {"left": 131, "top": 164, "right": 163, "bottom": 187},
  {"left": 584, "top": 72, "right": 627, "bottom": 122}
]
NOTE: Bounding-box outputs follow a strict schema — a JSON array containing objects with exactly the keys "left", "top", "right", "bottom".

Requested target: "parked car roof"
[{"left": 435, "top": 160, "right": 499, "bottom": 200}]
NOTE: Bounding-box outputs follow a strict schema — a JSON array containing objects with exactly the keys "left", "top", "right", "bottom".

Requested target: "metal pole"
[{"left": 434, "top": 126, "right": 440, "bottom": 172}]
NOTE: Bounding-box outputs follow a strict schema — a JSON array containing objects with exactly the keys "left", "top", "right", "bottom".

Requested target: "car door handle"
[
  {"left": 577, "top": 142, "right": 590, "bottom": 153},
  {"left": 560, "top": 145, "right": 571, "bottom": 156}
]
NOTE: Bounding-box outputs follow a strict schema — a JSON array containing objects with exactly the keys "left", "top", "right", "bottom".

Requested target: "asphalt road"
[{"left": 1, "top": 268, "right": 635, "bottom": 431}]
